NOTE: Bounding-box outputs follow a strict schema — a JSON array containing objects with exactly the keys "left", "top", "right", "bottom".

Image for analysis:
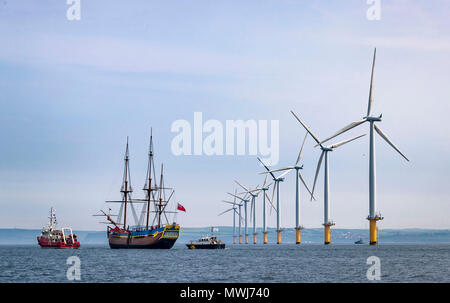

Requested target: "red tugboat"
[{"left": 37, "top": 207, "right": 80, "bottom": 248}]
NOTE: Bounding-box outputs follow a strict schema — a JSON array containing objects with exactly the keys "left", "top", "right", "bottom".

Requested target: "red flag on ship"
[{"left": 177, "top": 203, "right": 186, "bottom": 212}]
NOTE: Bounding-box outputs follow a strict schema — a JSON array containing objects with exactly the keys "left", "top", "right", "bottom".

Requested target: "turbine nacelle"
[{"left": 365, "top": 115, "right": 382, "bottom": 122}]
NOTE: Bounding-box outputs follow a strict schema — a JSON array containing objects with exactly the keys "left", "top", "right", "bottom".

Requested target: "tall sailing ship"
[{"left": 98, "top": 130, "right": 180, "bottom": 249}]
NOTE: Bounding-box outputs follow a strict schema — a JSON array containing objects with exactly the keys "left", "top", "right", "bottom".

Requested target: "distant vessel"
[
  {"left": 186, "top": 227, "right": 225, "bottom": 249},
  {"left": 98, "top": 131, "right": 180, "bottom": 249},
  {"left": 355, "top": 238, "right": 365, "bottom": 244},
  {"left": 37, "top": 207, "right": 80, "bottom": 248}
]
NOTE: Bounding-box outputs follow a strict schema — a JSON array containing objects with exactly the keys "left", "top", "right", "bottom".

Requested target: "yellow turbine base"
[
  {"left": 296, "top": 229, "right": 301, "bottom": 244},
  {"left": 370, "top": 219, "right": 378, "bottom": 245},
  {"left": 277, "top": 231, "right": 282, "bottom": 244},
  {"left": 239, "top": 236, "right": 242, "bottom": 244},
  {"left": 245, "top": 234, "right": 249, "bottom": 244},
  {"left": 263, "top": 232, "right": 268, "bottom": 244},
  {"left": 324, "top": 225, "right": 331, "bottom": 245},
  {"left": 253, "top": 234, "right": 257, "bottom": 244},
  {"left": 233, "top": 236, "right": 236, "bottom": 244}
]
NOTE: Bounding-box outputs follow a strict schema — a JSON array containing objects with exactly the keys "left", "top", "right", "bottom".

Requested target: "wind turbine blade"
[
  {"left": 277, "top": 169, "right": 292, "bottom": 179},
  {"left": 242, "top": 192, "right": 250, "bottom": 201},
  {"left": 311, "top": 150, "right": 325, "bottom": 201},
  {"left": 263, "top": 174, "right": 268, "bottom": 188},
  {"left": 264, "top": 190, "right": 271, "bottom": 204},
  {"left": 374, "top": 124, "right": 409, "bottom": 162},
  {"left": 261, "top": 166, "right": 295, "bottom": 174},
  {"left": 234, "top": 180, "right": 250, "bottom": 193},
  {"left": 257, "top": 157, "right": 276, "bottom": 180},
  {"left": 234, "top": 208, "right": 241, "bottom": 219},
  {"left": 290, "top": 110, "right": 322, "bottom": 145},
  {"left": 218, "top": 208, "right": 233, "bottom": 216},
  {"left": 265, "top": 191, "right": 276, "bottom": 213},
  {"left": 228, "top": 192, "right": 246, "bottom": 202},
  {"left": 367, "top": 48, "right": 376, "bottom": 117},
  {"left": 250, "top": 188, "right": 263, "bottom": 196},
  {"left": 270, "top": 185, "right": 276, "bottom": 216},
  {"left": 299, "top": 172, "right": 315, "bottom": 201},
  {"left": 318, "top": 119, "right": 367, "bottom": 146},
  {"left": 296, "top": 132, "right": 308, "bottom": 165},
  {"left": 330, "top": 134, "right": 366, "bottom": 149},
  {"left": 222, "top": 200, "right": 237, "bottom": 205},
  {"left": 237, "top": 189, "right": 260, "bottom": 195}
]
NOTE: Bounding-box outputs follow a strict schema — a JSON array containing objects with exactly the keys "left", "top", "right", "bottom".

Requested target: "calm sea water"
[{"left": 0, "top": 243, "right": 449, "bottom": 283}]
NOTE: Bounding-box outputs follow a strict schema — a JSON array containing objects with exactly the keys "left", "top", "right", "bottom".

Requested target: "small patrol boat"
[{"left": 186, "top": 227, "right": 225, "bottom": 249}]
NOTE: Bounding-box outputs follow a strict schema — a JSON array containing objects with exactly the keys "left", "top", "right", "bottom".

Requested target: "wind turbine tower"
[{"left": 238, "top": 203, "right": 242, "bottom": 243}]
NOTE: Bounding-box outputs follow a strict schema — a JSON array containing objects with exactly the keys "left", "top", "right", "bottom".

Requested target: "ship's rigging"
[{"left": 100, "top": 130, "right": 177, "bottom": 231}]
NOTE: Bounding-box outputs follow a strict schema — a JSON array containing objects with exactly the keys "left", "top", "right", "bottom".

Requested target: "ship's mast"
[
  {"left": 121, "top": 137, "right": 133, "bottom": 230},
  {"left": 145, "top": 129, "right": 154, "bottom": 230},
  {"left": 158, "top": 164, "right": 164, "bottom": 227},
  {"left": 49, "top": 207, "right": 55, "bottom": 231}
]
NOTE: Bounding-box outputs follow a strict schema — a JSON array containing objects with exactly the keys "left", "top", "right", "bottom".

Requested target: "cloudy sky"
[{"left": 1, "top": 0, "right": 449, "bottom": 230}]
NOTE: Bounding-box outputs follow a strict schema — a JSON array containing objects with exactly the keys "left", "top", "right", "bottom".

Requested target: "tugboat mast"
[{"left": 49, "top": 207, "right": 56, "bottom": 231}]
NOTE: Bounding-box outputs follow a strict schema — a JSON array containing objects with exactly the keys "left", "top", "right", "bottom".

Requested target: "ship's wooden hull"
[{"left": 108, "top": 224, "right": 180, "bottom": 249}]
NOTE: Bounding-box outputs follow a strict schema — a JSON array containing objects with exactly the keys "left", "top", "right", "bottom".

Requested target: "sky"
[{"left": 0, "top": 0, "right": 449, "bottom": 231}]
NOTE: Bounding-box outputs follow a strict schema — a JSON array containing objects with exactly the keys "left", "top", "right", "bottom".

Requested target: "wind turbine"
[
  {"left": 228, "top": 191, "right": 250, "bottom": 244},
  {"left": 235, "top": 177, "right": 273, "bottom": 244},
  {"left": 291, "top": 110, "right": 366, "bottom": 244},
  {"left": 219, "top": 195, "right": 242, "bottom": 245},
  {"left": 259, "top": 133, "right": 315, "bottom": 244},
  {"left": 257, "top": 157, "right": 289, "bottom": 244},
  {"left": 235, "top": 180, "right": 261, "bottom": 244},
  {"left": 317, "top": 48, "right": 409, "bottom": 245}
]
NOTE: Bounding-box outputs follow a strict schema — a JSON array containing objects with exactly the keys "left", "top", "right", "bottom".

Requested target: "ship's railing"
[{"left": 62, "top": 227, "right": 75, "bottom": 245}]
